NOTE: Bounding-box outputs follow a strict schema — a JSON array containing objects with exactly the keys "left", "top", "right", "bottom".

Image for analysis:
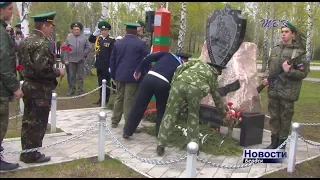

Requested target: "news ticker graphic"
[{"left": 242, "top": 149, "right": 287, "bottom": 163}]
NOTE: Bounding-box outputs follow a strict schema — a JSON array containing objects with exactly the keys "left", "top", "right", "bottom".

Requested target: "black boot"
[
  {"left": 264, "top": 134, "right": 279, "bottom": 149},
  {"left": 156, "top": 145, "right": 165, "bottom": 156},
  {"left": 0, "top": 154, "right": 19, "bottom": 171},
  {"left": 93, "top": 99, "right": 101, "bottom": 105}
]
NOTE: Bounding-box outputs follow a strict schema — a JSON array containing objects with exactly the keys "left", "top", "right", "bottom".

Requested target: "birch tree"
[
  {"left": 177, "top": 2, "right": 187, "bottom": 52},
  {"left": 96, "top": 2, "right": 109, "bottom": 27},
  {"left": 262, "top": 2, "right": 270, "bottom": 72},
  {"left": 306, "top": 2, "right": 312, "bottom": 62},
  {"left": 16, "top": 2, "right": 31, "bottom": 37}
]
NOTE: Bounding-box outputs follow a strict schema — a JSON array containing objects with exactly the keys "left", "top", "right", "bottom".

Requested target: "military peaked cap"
[
  {"left": 0, "top": 2, "right": 12, "bottom": 8},
  {"left": 71, "top": 22, "right": 83, "bottom": 30},
  {"left": 175, "top": 52, "right": 192, "bottom": 60},
  {"left": 124, "top": 22, "right": 140, "bottom": 29},
  {"left": 98, "top": 21, "right": 111, "bottom": 30},
  {"left": 31, "top": 12, "right": 56, "bottom": 26},
  {"left": 15, "top": 23, "right": 21, "bottom": 28},
  {"left": 136, "top": 20, "right": 145, "bottom": 27}
]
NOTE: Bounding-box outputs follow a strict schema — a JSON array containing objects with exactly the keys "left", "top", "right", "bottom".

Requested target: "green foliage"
[{"left": 141, "top": 122, "right": 242, "bottom": 156}]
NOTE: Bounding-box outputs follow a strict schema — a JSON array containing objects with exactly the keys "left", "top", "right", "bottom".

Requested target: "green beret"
[
  {"left": 124, "top": 22, "right": 140, "bottom": 29},
  {"left": 0, "top": 2, "right": 12, "bottom": 8},
  {"left": 71, "top": 22, "right": 83, "bottom": 30},
  {"left": 98, "top": 21, "right": 111, "bottom": 30},
  {"left": 31, "top": 12, "right": 56, "bottom": 25},
  {"left": 283, "top": 21, "right": 297, "bottom": 33},
  {"left": 136, "top": 20, "right": 145, "bottom": 27}
]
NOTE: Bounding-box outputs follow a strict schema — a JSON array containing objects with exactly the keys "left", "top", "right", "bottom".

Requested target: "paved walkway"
[{"left": 2, "top": 108, "right": 320, "bottom": 178}]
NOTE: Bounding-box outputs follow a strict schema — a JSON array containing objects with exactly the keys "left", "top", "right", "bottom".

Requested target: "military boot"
[
  {"left": 264, "top": 134, "right": 279, "bottom": 149},
  {"left": 156, "top": 145, "right": 165, "bottom": 156}
]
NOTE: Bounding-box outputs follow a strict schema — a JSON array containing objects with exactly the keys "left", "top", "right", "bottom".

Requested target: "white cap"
[{"left": 116, "top": 36, "right": 122, "bottom": 40}]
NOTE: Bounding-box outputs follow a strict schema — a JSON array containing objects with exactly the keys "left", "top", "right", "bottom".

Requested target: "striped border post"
[{"left": 145, "top": 8, "right": 171, "bottom": 114}]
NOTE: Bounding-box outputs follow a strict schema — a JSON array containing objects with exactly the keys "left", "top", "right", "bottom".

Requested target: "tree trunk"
[
  {"left": 96, "top": 2, "right": 109, "bottom": 27},
  {"left": 270, "top": 2, "right": 275, "bottom": 48},
  {"left": 177, "top": 2, "right": 187, "bottom": 53},
  {"left": 306, "top": 2, "right": 312, "bottom": 62},
  {"left": 16, "top": 2, "right": 31, "bottom": 37},
  {"left": 261, "top": 2, "right": 270, "bottom": 72}
]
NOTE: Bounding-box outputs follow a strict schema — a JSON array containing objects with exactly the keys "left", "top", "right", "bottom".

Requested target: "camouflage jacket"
[
  {"left": 0, "top": 19, "right": 19, "bottom": 97},
  {"left": 138, "top": 32, "right": 152, "bottom": 53},
  {"left": 18, "top": 29, "right": 60, "bottom": 90},
  {"left": 172, "top": 60, "right": 226, "bottom": 118},
  {"left": 267, "top": 41, "right": 309, "bottom": 102}
]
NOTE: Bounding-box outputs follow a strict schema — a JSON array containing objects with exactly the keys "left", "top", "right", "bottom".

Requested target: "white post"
[
  {"left": 287, "top": 122, "right": 300, "bottom": 173},
  {"left": 101, "top": 79, "right": 107, "bottom": 108},
  {"left": 19, "top": 81, "right": 24, "bottom": 114},
  {"left": 166, "top": 2, "right": 169, "bottom": 10},
  {"left": 186, "top": 142, "right": 198, "bottom": 178},
  {"left": 50, "top": 93, "right": 57, "bottom": 133},
  {"left": 98, "top": 111, "right": 106, "bottom": 162}
]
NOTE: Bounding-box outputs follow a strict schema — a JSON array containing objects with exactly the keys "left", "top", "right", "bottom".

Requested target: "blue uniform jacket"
[
  {"left": 110, "top": 34, "right": 149, "bottom": 83},
  {"left": 135, "top": 52, "right": 183, "bottom": 83}
]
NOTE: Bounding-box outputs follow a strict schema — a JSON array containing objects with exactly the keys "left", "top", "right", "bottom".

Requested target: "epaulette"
[{"left": 109, "top": 36, "right": 114, "bottom": 39}]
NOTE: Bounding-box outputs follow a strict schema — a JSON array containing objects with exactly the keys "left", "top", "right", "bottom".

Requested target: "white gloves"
[{"left": 93, "top": 29, "right": 101, "bottom": 36}]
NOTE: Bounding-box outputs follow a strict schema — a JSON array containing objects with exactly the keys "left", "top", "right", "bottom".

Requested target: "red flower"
[
  {"left": 61, "top": 45, "right": 72, "bottom": 52},
  {"left": 235, "top": 110, "right": 242, "bottom": 118},
  {"left": 16, "top": 65, "right": 24, "bottom": 71},
  {"left": 227, "top": 102, "right": 233, "bottom": 107}
]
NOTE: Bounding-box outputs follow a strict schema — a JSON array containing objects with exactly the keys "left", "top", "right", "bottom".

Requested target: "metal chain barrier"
[
  {"left": 57, "top": 86, "right": 102, "bottom": 100},
  {"left": 298, "top": 135, "right": 320, "bottom": 147},
  {"left": 196, "top": 135, "right": 292, "bottom": 169},
  {"left": 9, "top": 114, "right": 23, "bottom": 120},
  {"left": 103, "top": 123, "right": 187, "bottom": 165},
  {"left": 1, "top": 122, "right": 99, "bottom": 156},
  {"left": 299, "top": 122, "right": 320, "bottom": 126}
]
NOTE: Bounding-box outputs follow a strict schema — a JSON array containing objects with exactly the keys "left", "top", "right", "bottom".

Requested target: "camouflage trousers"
[
  {"left": 268, "top": 98, "right": 294, "bottom": 140},
  {"left": 20, "top": 83, "right": 52, "bottom": 160},
  {"left": 158, "top": 81, "right": 204, "bottom": 147},
  {"left": 0, "top": 97, "right": 9, "bottom": 149}
]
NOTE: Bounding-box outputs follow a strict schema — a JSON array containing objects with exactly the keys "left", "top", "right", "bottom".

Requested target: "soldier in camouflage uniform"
[
  {"left": 156, "top": 60, "right": 227, "bottom": 156},
  {"left": 0, "top": 2, "right": 24, "bottom": 171},
  {"left": 264, "top": 22, "right": 309, "bottom": 149},
  {"left": 18, "top": 12, "right": 65, "bottom": 163},
  {"left": 137, "top": 20, "right": 152, "bottom": 53}
]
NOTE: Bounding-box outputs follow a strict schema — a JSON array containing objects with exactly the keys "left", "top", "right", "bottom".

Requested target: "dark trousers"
[
  {"left": 97, "top": 69, "right": 111, "bottom": 103},
  {"left": 56, "top": 47, "right": 60, "bottom": 56},
  {"left": 125, "top": 74, "right": 170, "bottom": 136},
  {"left": 65, "top": 64, "right": 71, "bottom": 90}
]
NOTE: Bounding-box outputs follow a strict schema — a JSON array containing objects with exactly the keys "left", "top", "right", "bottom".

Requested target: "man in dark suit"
[
  {"left": 109, "top": 22, "right": 149, "bottom": 132},
  {"left": 89, "top": 21, "right": 115, "bottom": 105}
]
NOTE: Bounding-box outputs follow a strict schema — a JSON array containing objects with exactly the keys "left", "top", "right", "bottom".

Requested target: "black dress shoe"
[
  {"left": 0, "top": 159, "right": 19, "bottom": 171},
  {"left": 20, "top": 154, "right": 51, "bottom": 164},
  {"left": 123, "top": 134, "right": 129, "bottom": 139}
]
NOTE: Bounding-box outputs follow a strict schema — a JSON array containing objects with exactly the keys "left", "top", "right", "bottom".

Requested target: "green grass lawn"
[
  {"left": 0, "top": 155, "right": 145, "bottom": 178},
  {"left": 307, "top": 70, "right": 320, "bottom": 78}
]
